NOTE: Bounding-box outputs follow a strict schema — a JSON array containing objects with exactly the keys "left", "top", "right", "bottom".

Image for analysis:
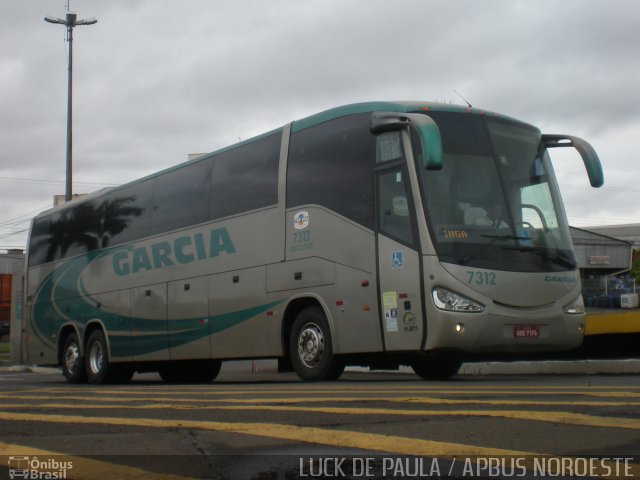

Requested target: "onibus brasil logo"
[{"left": 8, "top": 456, "right": 73, "bottom": 480}]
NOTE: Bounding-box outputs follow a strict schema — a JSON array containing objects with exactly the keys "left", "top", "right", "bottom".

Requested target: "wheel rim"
[
  {"left": 297, "top": 322, "right": 324, "bottom": 368},
  {"left": 88, "top": 341, "right": 104, "bottom": 375},
  {"left": 64, "top": 342, "right": 80, "bottom": 376}
]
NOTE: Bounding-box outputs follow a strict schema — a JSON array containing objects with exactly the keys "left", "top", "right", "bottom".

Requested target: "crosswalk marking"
[
  {"left": 2, "top": 382, "right": 639, "bottom": 479},
  {"left": 0, "top": 400, "right": 637, "bottom": 431},
  {"left": 2, "top": 392, "right": 640, "bottom": 408},
  {"left": 0, "top": 410, "right": 545, "bottom": 457},
  {"left": 2, "top": 410, "right": 639, "bottom": 479},
  {"left": 11, "top": 385, "right": 640, "bottom": 396}
]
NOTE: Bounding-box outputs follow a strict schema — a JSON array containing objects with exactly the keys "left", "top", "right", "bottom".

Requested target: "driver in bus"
[{"left": 463, "top": 199, "right": 508, "bottom": 228}]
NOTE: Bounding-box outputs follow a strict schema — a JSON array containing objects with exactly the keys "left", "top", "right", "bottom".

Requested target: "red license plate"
[{"left": 514, "top": 325, "right": 540, "bottom": 338}]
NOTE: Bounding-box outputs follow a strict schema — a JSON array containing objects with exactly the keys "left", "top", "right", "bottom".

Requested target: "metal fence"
[{"left": 582, "top": 274, "right": 637, "bottom": 308}]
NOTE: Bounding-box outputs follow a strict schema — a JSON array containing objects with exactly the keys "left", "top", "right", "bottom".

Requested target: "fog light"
[
  {"left": 455, "top": 323, "right": 465, "bottom": 333},
  {"left": 563, "top": 295, "right": 585, "bottom": 315}
]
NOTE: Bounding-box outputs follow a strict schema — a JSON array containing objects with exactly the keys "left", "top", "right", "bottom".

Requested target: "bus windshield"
[{"left": 416, "top": 111, "right": 576, "bottom": 273}]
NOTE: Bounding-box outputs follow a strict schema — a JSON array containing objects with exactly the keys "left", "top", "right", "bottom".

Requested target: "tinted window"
[
  {"left": 415, "top": 112, "right": 575, "bottom": 272},
  {"left": 28, "top": 133, "right": 280, "bottom": 267},
  {"left": 28, "top": 199, "right": 105, "bottom": 266},
  {"left": 287, "top": 114, "right": 374, "bottom": 229},
  {"left": 376, "top": 131, "right": 404, "bottom": 164},
  {"left": 152, "top": 160, "right": 211, "bottom": 234},
  {"left": 209, "top": 132, "right": 281, "bottom": 220},
  {"left": 28, "top": 215, "right": 56, "bottom": 266},
  {"left": 104, "top": 180, "right": 153, "bottom": 247},
  {"left": 378, "top": 169, "right": 415, "bottom": 246},
  {"left": 63, "top": 199, "right": 103, "bottom": 257},
  {"left": 428, "top": 111, "right": 492, "bottom": 156}
]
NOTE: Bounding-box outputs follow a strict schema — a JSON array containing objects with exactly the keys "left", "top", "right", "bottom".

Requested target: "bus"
[{"left": 25, "top": 101, "right": 603, "bottom": 383}]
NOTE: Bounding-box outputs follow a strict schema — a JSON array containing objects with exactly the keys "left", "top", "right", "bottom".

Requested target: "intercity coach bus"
[{"left": 25, "top": 101, "right": 603, "bottom": 383}]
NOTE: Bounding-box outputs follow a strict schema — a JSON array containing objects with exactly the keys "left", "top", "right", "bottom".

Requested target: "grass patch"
[{"left": 0, "top": 342, "right": 9, "bottom": 364}]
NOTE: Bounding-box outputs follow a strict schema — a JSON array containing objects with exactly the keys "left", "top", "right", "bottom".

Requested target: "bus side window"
[
  {"left": 152, "top": 160, "right": 210, "bottom": 234},
  {"left": 106, "top": 180, "right": 154, "bottom": 247},
  {"left": 209, "top": 132, "right": 280, "bottom": 221},
  {"left": 520, "top": 183, "right": 557, "bottom": 230},
  {"left": 378, "top": 170, "right": 414, "bottom": 246},
  {"left": 287, "top": 114, "right": 375, "bottom": 229}
]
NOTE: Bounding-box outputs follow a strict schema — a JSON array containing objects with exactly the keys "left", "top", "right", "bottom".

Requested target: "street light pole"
[
  {"left": 45, "top": 12, "right": 97, "bottom": 202},
  {"left": 65, "top": 13, "right": 75, "bottom": 203}
]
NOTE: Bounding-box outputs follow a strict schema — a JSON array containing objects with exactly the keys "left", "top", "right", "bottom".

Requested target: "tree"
[{"left": 631, "top": 249, "right": 640, "bottom": 284}]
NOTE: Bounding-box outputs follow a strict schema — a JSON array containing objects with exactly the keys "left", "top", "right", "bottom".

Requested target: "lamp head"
[
  {"left": 44, "top": 15, "right": 67, "bottom": 25},
  {"left": 76, "top": 17, "right": 98, "bottom": 26}
]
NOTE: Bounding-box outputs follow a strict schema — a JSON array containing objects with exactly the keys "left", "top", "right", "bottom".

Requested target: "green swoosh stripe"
[{"left": 31, "top": 254, "right": 284, "bottom": 358}]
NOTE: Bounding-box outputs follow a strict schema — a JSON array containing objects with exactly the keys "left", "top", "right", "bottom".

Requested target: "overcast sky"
[{"left": 1, "top": 0, "right": 639, "bottom": 249}]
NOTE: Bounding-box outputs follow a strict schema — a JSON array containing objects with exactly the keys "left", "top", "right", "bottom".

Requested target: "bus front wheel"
[
  {"left": 289, "top": 307, "right": 340, "bottom": 381},
  {"left": 62, "top": 332, "right": 87, "bottom": 384},
  {"left": 411, "top": 355, "right": 462, "bottom": 380}
]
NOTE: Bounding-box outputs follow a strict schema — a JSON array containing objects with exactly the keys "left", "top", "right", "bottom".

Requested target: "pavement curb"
[
  {"left": 352, "top": 359, "right": 640, "bottom": 375},
  {"left": 3, "top": 359, "right": 640, "bottom": 376},
  {"left": 457, "top": 359, "right": 640, "bottom": 375},
  {"left": 0, "top": 365, "right": 61, "bottom": 374}
]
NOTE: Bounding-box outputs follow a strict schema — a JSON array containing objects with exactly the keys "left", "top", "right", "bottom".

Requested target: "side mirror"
[
  {"left": 371, "top": 112, "right": 443, "bottom": 170},
  {"left": 542, "top": 134, "right": 604, "bottom": 188}
]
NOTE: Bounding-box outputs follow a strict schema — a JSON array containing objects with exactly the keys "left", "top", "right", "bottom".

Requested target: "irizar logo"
[
  {"left": 112, "top": 227, "right": 236, "bottom": 276},
  {"left": 294, "top": 211, "right": 309, "bottom": 230}
]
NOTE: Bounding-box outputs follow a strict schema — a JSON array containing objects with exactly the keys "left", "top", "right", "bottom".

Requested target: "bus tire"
[
  {"left": 289, "top": 306, "right": 337, "bottom": 381},
  {"left": 85, "top": 329, "right": 131, "bottom": 384},
  {"left": 411, "top": 355, "right": 462, "bottom": 380},
  {"left": 325, "top": 359, "right": 345, "bottom": 381},
  {"left": 159, "top": 359, "right": 222, "bottom": 383},
  {"left": 62, "top": 332, "right": 87, "bottom": 384}
]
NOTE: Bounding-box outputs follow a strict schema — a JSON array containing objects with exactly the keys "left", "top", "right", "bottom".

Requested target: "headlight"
[
  {"left": 563, "top": 295, "right": 585, "bottom": 314},
  {"left": 432, "top": 287, "right": 485, "bottom": 313}
]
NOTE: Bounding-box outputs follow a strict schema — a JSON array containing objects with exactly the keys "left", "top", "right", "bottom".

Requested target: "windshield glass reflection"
[{"left": 416, "top": 112, "right": 576, "bottom": 273}]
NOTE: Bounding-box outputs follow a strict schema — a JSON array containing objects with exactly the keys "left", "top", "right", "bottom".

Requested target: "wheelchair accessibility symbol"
[{"left": 391, "top": 251, "right": 404, "bottom": 270}]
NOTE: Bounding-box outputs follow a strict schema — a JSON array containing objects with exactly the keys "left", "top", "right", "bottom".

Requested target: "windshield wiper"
[
  {"left": 546, "top": 252, "right": 577, "bottom": 269},
  {"left": 459, "top": 234, "right": 522, "bottom": 264},
  {"left": 481, "top": 234, "right": 530, "bottom": 241},
  {"left": 501, "top": 245, "right": 576, "bottom": 269}
]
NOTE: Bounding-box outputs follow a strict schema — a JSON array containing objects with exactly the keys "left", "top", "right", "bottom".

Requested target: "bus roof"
[
  {"left": 291, "top": 101, "right": 530, "bottom": 132},
  {"left": 34, "top": 101, "right": 531, "bottom": 220}
]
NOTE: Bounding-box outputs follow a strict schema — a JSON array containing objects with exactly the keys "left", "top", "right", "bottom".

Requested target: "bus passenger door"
[
  {"left": 131, "top": 283, "right": 170, "bottom": 362},
  {"left": 376, "top": 167, "right": 424, "bottom": 351}
]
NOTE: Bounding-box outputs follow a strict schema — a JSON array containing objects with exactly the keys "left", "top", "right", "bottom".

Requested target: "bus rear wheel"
[
  {"left": 411, "top": 355, "right": 462, "bottom": 380},
  {"left": 62, "top": 332, "right": 87, "bottom": 384},
  {"left": 85, "top": 330, "right": 133, "bottom": 384},
  {"left": 289, "top": 306, "right": 340, "bottom": 381}
]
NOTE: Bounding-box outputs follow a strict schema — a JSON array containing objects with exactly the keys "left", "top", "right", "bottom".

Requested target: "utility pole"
[{"left": 45, "top": 12, "right": 97, "bottom": 202}]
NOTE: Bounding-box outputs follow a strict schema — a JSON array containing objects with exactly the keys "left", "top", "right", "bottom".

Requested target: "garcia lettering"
[{"left": 113, "top": 228, "right": 236, "bottom": 276}]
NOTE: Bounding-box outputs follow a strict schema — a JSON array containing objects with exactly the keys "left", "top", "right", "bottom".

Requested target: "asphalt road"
[{"left": 1, "top": 367, "right": 639, "bottom": 480}]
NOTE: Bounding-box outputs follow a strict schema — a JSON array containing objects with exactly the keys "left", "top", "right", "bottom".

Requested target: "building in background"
[
  {"left": 580, "top": 223, "right": 640, "bottom": 249},
  {"left": 0, "top": 250, "right": 25, "bottom": 364},
  {"left": 571, "top": 227, "right": 633, "bottom": 275},
  {"left": 570, "top": 227, "right": 636, "bottom": 308}
]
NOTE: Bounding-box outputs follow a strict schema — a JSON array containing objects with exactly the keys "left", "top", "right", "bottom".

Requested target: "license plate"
[{"left": 514, "top": 325, "right": 540, "bottom": 338}]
